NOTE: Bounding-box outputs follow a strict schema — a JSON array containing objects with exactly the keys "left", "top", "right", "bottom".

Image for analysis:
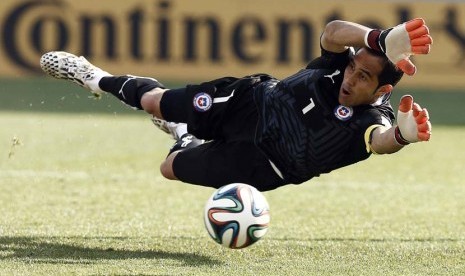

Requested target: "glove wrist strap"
[
  {"left": 394, "top": 126, "right": 410, "bottom": 146},
  {"left": 365, "top": 30, "right": 382, "bottom": 52}
]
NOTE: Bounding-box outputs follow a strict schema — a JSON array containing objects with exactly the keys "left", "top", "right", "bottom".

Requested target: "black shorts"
[
  {"left": 162, "top": 75, "right": 286, "bottom": 191},
  {"left": 173, "top": 140, "right": 286, "bottom": 191}
]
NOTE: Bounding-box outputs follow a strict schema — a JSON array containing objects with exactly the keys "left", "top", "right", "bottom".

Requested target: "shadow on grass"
[{"left": 0, "top": 236, "right": 222, "bottom": 266}]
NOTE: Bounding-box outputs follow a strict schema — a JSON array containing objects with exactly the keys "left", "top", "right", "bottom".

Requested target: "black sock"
[
  {"left": 99, "top": 76, "right": 165, "bottom": 109},
  {"left": 168, "top": 133, "right": 204, "bottom": 155}
]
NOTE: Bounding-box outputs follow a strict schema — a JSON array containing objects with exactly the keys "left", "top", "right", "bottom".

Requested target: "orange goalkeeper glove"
[
  {"left": 365, "top": 18, "right": 433, "bottom": 76},
  {"left": 394, "top": 95, "right": 431, "bottom": 145}
]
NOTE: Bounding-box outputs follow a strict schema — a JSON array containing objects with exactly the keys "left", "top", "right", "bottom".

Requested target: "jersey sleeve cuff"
[{"left": 364, "top": 124, "right": 386, "bottom": 154}]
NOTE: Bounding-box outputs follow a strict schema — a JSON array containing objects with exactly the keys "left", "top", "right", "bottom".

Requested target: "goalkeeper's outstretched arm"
[
  {"left": 369, "top": 95, "right": 431, "bottom": 154},
  {"left": 321, "top": 19, "right": 432, "bottom": 75}
]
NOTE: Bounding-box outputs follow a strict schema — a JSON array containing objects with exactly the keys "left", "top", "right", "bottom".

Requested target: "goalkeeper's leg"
[
  {"left": 40, "top": 51, "right": 191, "bottom": 139},
  {"left": 40, "top": 51, "right": 166, "bottom": 113}
]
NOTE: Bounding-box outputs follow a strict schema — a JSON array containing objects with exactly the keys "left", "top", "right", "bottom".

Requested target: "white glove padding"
[
  {"left": 396, "top": 95, "right": 431, "bottom": 144},
  {"left": 365, "top": 18, "right": 433, "bottom": 76}
]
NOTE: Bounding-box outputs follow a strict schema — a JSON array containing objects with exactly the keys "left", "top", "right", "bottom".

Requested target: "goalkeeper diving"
[{"left": 40, "top": 18, "right": 433, "bottom": 191}]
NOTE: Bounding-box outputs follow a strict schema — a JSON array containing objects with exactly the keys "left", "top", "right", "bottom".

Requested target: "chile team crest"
[
  {"left": 334, "top": 105, "right": 353, "bottom": 121},
  {"left": 193, "top": 92, "right": 212, "bottom": 112}
]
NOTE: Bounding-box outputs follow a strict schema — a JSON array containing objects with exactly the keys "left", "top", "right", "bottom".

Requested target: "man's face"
[{"left": 339, "top": 48, "right": 385, "bottom": 107}]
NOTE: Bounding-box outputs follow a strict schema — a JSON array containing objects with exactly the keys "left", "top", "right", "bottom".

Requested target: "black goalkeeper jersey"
[{"left": 253, "top": 47, "right": 395, "bottom": 184}]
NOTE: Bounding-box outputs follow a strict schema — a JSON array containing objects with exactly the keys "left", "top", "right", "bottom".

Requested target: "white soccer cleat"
[
  {"left": 151, "top": 117, "right": 187, "bottom": 140},
  {"left": 40, "top": 51, "right": 110, "bottom": 94}
]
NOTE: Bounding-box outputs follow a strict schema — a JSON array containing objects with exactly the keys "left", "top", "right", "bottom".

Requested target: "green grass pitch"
[{"left": 1, "top": 79, "right": 464, "bottom": 275}]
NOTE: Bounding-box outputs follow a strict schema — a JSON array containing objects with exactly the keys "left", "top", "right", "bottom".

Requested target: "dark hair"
[{"left": 357, "top": 47, "right": 404, "bottom": 87}]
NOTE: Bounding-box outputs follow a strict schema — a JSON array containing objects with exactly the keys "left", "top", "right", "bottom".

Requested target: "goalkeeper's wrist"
[
  {"left": 365, "top": 29, "right": 382, "bottom": 52},
  {"left": 394, "top": 126, "right": 410, "bottom": 146}
]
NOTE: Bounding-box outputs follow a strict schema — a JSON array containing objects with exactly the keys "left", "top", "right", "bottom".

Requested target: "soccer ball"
[{"left": 204, "top": 183, "right": 270, "bottom": 249}]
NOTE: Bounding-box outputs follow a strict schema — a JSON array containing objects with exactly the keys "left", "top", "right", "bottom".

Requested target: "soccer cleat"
[
  {"left": 151, "top": 116, "right": 187, "bottom": 140},
  {"left": 40, "top": 51, "right": 110, "bottom": 94}
]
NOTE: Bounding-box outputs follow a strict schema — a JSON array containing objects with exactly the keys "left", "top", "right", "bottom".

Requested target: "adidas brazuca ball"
[{"left": 204, "top": 183, "right": 270, "bottom": 249}]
